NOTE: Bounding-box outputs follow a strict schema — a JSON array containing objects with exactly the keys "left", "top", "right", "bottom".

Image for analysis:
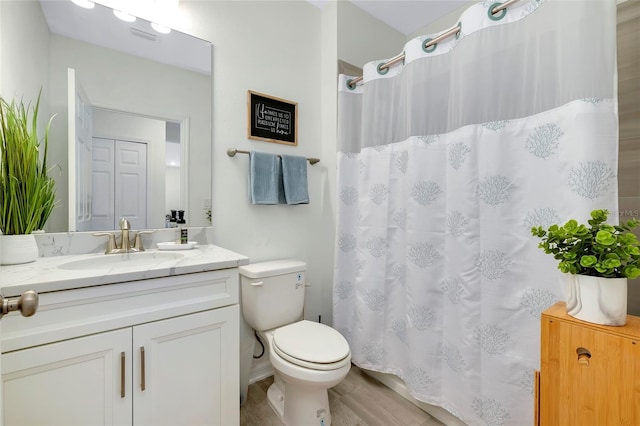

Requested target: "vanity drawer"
[{"left": 1, "top": 268, "right": 239, "bottom": 352}]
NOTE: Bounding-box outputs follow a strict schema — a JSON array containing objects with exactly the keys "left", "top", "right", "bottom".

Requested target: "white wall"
[
  {"left": 165, "top": 166, "right": 181, "bottom": 215},
  {"left": 176, "top": 0, "right": 333, "bottom": 324},
  {"left": 92, "top": 109, "right": 166, "bottom": 228},
  {"left": 0, "top": 1, "right": 49, "bottom": 106},
  {"left": 47, "top": 34, "right": 211, "bottom": 232},
  {"left": 319, "top": 1, "right": 338, "bottom": 327},
  {"left": 0, "top": 0, "right": 51, "bottom": 176}
]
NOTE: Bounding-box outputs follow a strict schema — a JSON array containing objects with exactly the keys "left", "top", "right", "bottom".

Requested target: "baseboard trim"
[{"left": 249, "top": 358, "right": 274, "bottom": 384}]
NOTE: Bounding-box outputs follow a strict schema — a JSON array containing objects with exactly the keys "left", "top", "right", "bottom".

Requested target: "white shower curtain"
[{"left": 333, "top": 1, "right": 618, "bottom": 424}]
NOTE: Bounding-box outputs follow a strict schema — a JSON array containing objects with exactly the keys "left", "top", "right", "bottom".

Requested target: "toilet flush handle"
[{"left": 251, "top": 281, "right": 264, "bottom": 287}]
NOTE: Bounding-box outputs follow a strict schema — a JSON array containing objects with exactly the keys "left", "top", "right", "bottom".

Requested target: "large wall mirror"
[{"left": 3, "top": 0, "right": 212, "bottom": 232}]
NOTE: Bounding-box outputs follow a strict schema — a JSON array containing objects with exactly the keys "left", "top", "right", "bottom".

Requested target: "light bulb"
[
  {"left": 71, "top": 0, "right": 95, "bottom": 9},
  {"left": 151, "top": 22, "right": 171, "bottom": 34},
  {"left": 114, "top": 10, "right": 136, "bottom": 22}
]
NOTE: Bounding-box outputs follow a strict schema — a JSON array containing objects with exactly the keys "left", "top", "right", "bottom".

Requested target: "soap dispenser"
[{"left": 177, "top": 210, "right": 187, "bottom": 244}]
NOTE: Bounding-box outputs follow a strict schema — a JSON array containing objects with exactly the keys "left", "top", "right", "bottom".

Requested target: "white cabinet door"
[
  {"left": 133, "top": 306, "right": 239, "bottom": 426},
  {"left": 2, "top": 329, "right": 132, "bottom": 426},
  {"left": 1, "top": 303, "right": 239, "bottom": 426}
]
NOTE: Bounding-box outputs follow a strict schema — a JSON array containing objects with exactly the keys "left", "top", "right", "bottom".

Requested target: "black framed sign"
[{"left": 247, "top": 90, "right": 298, "bottom": 145}]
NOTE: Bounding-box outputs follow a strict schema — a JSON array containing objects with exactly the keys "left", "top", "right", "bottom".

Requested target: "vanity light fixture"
[
  {"left": 113, "top": 9, "right": 136, "bottom": 22},
  {"left": 71, "top": 0, "right": 95, "bottom": 9},
  {"left": 151, "top": 22, "right": 171, "bottom": 34}
]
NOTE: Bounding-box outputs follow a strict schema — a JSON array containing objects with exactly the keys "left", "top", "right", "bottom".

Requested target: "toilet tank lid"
[{"left": 239, "top": 259, "right": 307, "bottom": 278}]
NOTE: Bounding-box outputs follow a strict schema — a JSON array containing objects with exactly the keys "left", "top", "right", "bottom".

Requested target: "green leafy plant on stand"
[
  {"left": 531, "top": 209, "right": 640, "bottom": 279},
  {"left": 0, "top": 92, "right": 57, "bottom": 235}
]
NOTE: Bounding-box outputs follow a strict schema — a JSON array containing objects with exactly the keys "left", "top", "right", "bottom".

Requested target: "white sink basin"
[{"left": 58, "top": 252, "right": 185, "bottom": 271}]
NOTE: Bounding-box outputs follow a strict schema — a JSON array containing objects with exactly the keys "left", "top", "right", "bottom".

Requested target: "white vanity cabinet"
[
  {"left": 1, "top": 268, "right": 240, "bottom": 426},
  {"left": 132, "top": 307, "right": 237, "bottom": 425},
  {"left": 3, "top": 328, "right": 132, "bottom": 425}
]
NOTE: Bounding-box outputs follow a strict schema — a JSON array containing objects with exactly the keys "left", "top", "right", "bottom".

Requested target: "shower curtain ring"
[
  {"left": 423, "top": 38, "right": 437, "bottom": 53},
  {"left": 488, "top": 2, "right": 508, "bottom": 21},
  {"left": 377, "top": 62, "right": 389, "bottom": 75}
]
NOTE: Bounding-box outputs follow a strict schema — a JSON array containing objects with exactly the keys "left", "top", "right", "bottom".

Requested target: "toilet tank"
[{"left": 239, "top": 259, "right": 307, "bottom": 331}]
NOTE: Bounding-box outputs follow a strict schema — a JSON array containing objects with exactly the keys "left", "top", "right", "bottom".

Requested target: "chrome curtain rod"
[
  {"left": 227, "top": 148, "right": 320, "bottom": 165},
  {"left": 347, "top": 0, "right": 521, "bottom": 89}
]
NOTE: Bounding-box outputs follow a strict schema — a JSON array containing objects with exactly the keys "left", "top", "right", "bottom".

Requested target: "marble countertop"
[{"left": 0, "top": 244, "right": 249, "bottom": 297}]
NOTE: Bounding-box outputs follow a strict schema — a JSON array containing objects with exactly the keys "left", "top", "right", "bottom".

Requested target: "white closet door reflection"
[
  {"left": 89, "top": 138, "right": 148, "bottom": 231},
  {"left": 115, "top": 140, "right": 147, "bottom": 230}
]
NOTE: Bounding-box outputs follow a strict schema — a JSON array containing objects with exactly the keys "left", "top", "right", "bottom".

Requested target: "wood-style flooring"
[{"left": 240, "top": 365, "right": 444, "bottom": 426}]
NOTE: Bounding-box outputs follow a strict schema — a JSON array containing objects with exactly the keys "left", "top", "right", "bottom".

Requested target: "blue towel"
[
  {"left": 281, "top": 155, "right": 309, "bottom": 204},
  {"left": 249, "top": 151, "right": 285, "bottom": 204},
  {"left": 275, "top": 160, "right": 286, "bottom": 204}
]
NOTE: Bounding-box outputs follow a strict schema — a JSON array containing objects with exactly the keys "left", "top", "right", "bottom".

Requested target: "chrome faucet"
[{"left": 93, "top": 218, "right": 154, "bottom": 254}]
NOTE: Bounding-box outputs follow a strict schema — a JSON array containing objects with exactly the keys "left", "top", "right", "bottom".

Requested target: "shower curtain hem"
[{"left": 352, "top": 360, "right": 470, "bottom": 426}]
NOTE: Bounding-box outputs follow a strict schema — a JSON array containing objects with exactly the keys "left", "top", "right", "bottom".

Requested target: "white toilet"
[{"left": 240, "top": 259, "right": 351, "bottom": 426}]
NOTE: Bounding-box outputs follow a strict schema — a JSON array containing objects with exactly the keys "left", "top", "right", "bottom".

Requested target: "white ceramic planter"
[
  {"left": 564, "top": 274, "right": 628, "bottom": 326},
  {"left": 0, "top": 234, "right": 39, "bottom": 265}
]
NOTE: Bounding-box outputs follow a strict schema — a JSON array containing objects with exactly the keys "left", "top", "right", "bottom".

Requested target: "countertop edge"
[{"left": 0, "top": 245, "right": 250, "bottom": 297}]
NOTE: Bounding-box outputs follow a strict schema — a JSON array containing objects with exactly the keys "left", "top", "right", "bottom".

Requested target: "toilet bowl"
[
  {"left": 239, "top": 260, "right": 351, "bottom": 426},
  {"left": 261, "top": 321, "right": 351, "bottom": 425}
]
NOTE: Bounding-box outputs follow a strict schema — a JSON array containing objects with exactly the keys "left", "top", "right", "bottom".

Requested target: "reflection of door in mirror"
[
  {"left": 69, "top": 68, "right": 93, "bottom": 231},
  {"left": 89, "top": 138, "right": 148, "bottom": 231},
  {"left": 89, "top": 108, "right": 169, "bottom": 231},
  {"left": 68, "top": 68, "right": 178, "bottom": 232}
]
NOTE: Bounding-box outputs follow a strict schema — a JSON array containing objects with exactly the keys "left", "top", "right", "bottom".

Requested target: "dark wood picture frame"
[{"left": 247, "top": 90, "right": 298, "bottom": 146}]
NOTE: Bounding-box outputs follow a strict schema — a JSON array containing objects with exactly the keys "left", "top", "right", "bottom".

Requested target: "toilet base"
[
  {"left": 266, "top": 382, "right": 285, "bottom": 419},
  {"left": 266, "top": 379, "right": 332, "bottom": 426}
]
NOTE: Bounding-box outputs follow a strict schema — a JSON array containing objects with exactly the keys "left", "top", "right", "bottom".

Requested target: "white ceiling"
[
  {"left": 39, "top": 0, "right": 211, "bottom": 75},
  {"left": 309, "top": 0, "right": 470, "bottom": 36}
]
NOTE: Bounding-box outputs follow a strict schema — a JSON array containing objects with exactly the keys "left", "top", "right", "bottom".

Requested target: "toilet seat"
[{"left": 273, "top": 320, "right": 351, "bottom": 371}]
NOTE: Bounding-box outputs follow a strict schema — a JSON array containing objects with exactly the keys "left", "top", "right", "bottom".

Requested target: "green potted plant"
[
  {"left": 531, "top": 209, "right": 640, "bottom": 326},
  {"left": 0, "top": 92, "right": 56, "bottom": 265}
]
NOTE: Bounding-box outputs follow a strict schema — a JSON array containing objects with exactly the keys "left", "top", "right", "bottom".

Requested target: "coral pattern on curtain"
[{"left": 333, "top": 1, "right": 618, "bottom": 424}]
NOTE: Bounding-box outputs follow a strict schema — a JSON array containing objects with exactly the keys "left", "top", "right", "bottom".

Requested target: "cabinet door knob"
[
  {"left": 576, "top": 347, "right": 591, "bottom": 366},
  {"left": 0, "top": 290, "right": 39, "bottom": 319},
  {"left": 577, "top": 353, "right": 590, "bottom": 366}
]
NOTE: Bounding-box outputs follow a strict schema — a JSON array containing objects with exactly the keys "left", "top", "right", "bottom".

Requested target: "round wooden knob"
[
  {"left": 577, "top": 353, "right": 590, "bottom": 366},
  {"left": 576, "top": 347, "right": 591, "bottom": 366}
]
